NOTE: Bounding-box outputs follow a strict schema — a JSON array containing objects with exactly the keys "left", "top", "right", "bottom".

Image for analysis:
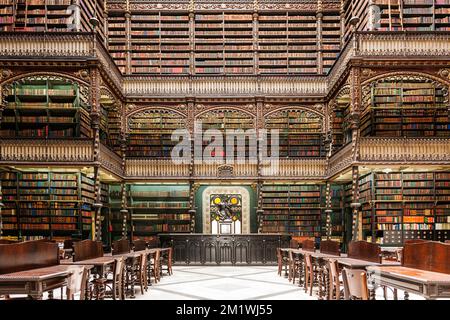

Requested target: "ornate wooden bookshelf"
[
  {"left": 127, "top": 109, "right": 186, "bottom": 158},
  {"left": 197, "top": 109, "right": 255, "bottom": 159},
  {"left": 360, "top": 76, "right": 449, "bottom": 138},
  {"left": 357, "top": 171, "right": 450, "bottom": 245},
  {"left": 265, "top": 109, "right": 324, "bottom": 158},
  {"left": 0, "top": 0, "right": 14, "bottom": 31},
  {"left": 0, "top": 170, "right": 95, "bottom": 241},
  {"left": 128, "top": 185, "right": 191, "bottom": 237},
  {"left": 0, "top": 77, "right": 91, "bottom": 138},
  {"left": 374, "top": 0, "right": 450, "bottom": 31},
  {"left": 261, "top": 184, "right": 322, "bottom": 238}
]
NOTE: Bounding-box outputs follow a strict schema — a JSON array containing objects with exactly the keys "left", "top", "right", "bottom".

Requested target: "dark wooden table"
[
  {"left": 367, "top": 265, "right": 450, "bottom": 300},
  {"left": 281, "top": 248, "right": 343, "bottom": 299},
  {"left": 334, "top": 257, "right": 400, "bottom": 269},
  {"left": 112, "top": 251, "right": 144, "bottom": 299},
  {"left": 61, "top": 256, "right": 116, "bottom": 300},
  {"left": 0, "top": 265, "right": 72, "bottom": 300}
]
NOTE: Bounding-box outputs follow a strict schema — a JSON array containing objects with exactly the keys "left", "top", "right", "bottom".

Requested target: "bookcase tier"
[
  {"left": 0, "top": 170, "right": 95, "bottom": 241},
  {"left": 0, "top": 78, "right": 92, "bottom": 139},
  {"left": 358, "top": 171, "right": 450, "bottom": 245},
  {"left": 361, "top": 77, "right": 449, "bottom": 138}
]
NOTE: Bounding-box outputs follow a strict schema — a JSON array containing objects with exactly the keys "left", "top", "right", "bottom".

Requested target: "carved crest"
[{"left": 217, "top": 165, "right": 234, "bottom": 177}]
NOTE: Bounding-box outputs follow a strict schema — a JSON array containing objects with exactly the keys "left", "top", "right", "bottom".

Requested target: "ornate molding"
[
  {"left": 195, "top": 104, "right": 257, "bottom": 117},
  {"left": 438, "top": 69, "right": 450, "bottom": 82},
  {"left": 0, "top": 69, "right": 12, "bottom": 81}
]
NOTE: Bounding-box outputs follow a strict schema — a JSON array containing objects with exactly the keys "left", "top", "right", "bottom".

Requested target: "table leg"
[
  {"left": 48, "top": 290, "right": 54, "bottom": 300},
  {"left": 284, "top": 257, "right": 288, "bottom": 278},
  {"left": 393, "top": 288, "right": 398, "bottom": 300},
  {"left": 130, "top": 264, "right": 136, "bottom": 299},
  {"left": 98, "top": 280, "right": 106, "bottom": 300}
]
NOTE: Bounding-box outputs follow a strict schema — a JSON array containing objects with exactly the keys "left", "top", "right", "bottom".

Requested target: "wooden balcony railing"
[
  {"left": 98, "top": 144, "right": 123, "bottom": 176},
  {"left": 355, "top": 31, "right": 450, "bottom": 57},
  {"left": 358, "top": 137, "right": 450, "bottom": 162},
  {"left": 193, "top": 162, "right": 258, "bottom": 178},
  {"left": 123, "top": 75, "right": 327, "bottom": 97},
  {"left": 261, "top": 158, "right": 327, "bottom": 178},
  {"left": 0, "top": 139, "right": 93, "bottom": 162},
  {"left": 0, "top": 32, "right": 92, "bottom": 58},
  {"left": 126, "top": 159, "right": 190, "bottom": 178},
  {"left": 328, "top": 143, "right": 354, "bottom": 177}
]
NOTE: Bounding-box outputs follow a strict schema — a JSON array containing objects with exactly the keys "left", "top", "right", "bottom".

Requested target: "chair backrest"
[
  {"left": 302, "top": 239, "right": 315, "bottom": 252},
  {"left": 0, "top": 239, "right": 17, "bottom": 245},
  {"left": 342, "top": 268, "right": 369, "bottom": 300},
  {"left": 112, "top": 238, "right": 130, "bottom": 255},
  {"left": 288, "top": 250, "right": 294, "bottom": 262},
  {"left": 147, "top": 236, "right": 160, "bottom": 248},
  {"left": 290, "top": 239, "right": 300, "bottom": 249},
  {"left": 66, "top": 265, "right": 89, "bottom": 300},
  {"left": 320, "top": 240, "right": 340, "bottom": 255},
  {"left": 113, "top": 257, "right": 125, "bottom": 280},
  {"left": 73, "top": 240, "right": 103, "bottom": 262},
  {"left": 140, "top": 253, "right": 147, "bottom": 271},
  {"left": 328, "top": 259, "right": 339, "bottom": 283},
  {"left": 0, "top": 240, "right": 59, "bottom": 274},
  {"left": 304, "top": 253, "right": 312, "bottom": 269},
  {"left": 63, "top": 239, "right": 80, "bottom": 250},
  {"left": 347, "top": 241, "right": 381, "bottom": 263},
  {"left": 403, "top": 241, "right": 450, "bottom": 274},
  {"left": 133, "top": 239, "right": 148, "bottom": 251}
]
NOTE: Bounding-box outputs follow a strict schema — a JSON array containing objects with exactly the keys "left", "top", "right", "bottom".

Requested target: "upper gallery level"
[{"left": 0, "top": 0, "right": 449, "bottom": 81}]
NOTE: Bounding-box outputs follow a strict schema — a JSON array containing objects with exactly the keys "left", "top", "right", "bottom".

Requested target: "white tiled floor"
[
  {"left": 14, "top": 265, "right": 427, "bottom": 300},
  {"left": 133, "top": 266, "right": 424, "bottom": 300}
]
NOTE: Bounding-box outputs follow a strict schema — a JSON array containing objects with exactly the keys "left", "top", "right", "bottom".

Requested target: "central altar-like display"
[{"left": 159, "top": 233, "right": 291, "bottom": 266}]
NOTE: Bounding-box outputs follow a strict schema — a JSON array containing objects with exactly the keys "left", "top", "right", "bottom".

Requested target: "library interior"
[{"left": 0, "top": 0, "right": 449, "bottom": 301}]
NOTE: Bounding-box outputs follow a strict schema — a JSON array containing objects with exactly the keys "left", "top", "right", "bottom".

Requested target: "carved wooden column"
[
  {"left": 349, "top": 66, "right": 362, "bottom": 242},
  {"left": 316, "top": 0, "right": 324, "bottom": 75},
  {"left": 103, "top": 0, "right": 108, "bottom": 48},
  {"left": 0, "top": 85, "right": 4, "bottom": 238},
  {"left": 90, "top": 67, "right": 103, "bottom": 242},
  {"left": 324, "top": 182, "right": 333, "bottom": 240},
  {"left": 124, "top": 0, "right": 132, "bottom": 75},
  {"left": 72, "top": 0, "right": 81, "bottom": 32},
  {"left": 187, "top": 97, "right": 196, "bottom": 230},
  {"left": 367, "top": 0, "right": 378, "bottom": 31},
  {"left": 339, "top": 0, "right": 346, "bottom": 48},
  {"left": 253, "top": 2, "right": 259, "bottom": 75},
  {"left": 0, "top": 182, "right": 4, "bottom": 239},
  {"left": 189, "top": 2, "right": 195, "bottom": 75},
  {"left": 0, "top": 83, "right": 4, "bottom": 128},
  {"left": 256, "top": 96, "right": 264, "bottom": 232},
  {"left": 120, "top": 133, "right": 128, "bottom": 238},
  {"left": 189, "top": 183, "right": 199, "bottom": 233}
]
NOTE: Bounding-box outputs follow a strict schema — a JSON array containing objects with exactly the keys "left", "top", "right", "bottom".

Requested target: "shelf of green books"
[
  {"left": 0, "top": 78, "right": 91, "bottom": 138},
  {"left": 128, "top": 184, "right": 191, "bottom": 236}
]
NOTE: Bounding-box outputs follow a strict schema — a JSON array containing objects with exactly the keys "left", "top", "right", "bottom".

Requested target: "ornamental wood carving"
[{"left": 195, "top": 104, "right": 257, "bottom": 118}]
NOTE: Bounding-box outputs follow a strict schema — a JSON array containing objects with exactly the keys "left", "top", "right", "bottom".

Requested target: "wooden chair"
[
  {"left": 133, "top": 239, "right": 148, "bottom": 251},
  {"left": 288, "top": 250, "right": 301, "bottom": 285},
  {"left": 160, "top": 247, "right": 173, "bottom": 276},
  {"left": 103, "top": 257, "right": 125, "bottom": 300},
  {"left": 276, "top": 248, "right": 289, "bottom": 277},
  {"left": 136, "top": 253, "right": 148, "bottom": 294},
  {"left": 66, "top": 266, "right": 90, "bottom": 300},
  {"left": 327, "top": 259, "right": 343, "bottom": 300},
  {"left": 342, "top": 268, "right": 369, "bottom": 300},
  {"left": 149, "top": 249, "right": 161, "bottom": 283},
  {"left": 304, "top": 253, "right": 313, "bottom": 296},
  {"left": 112, "top": 238, "right": 130, "bottom": 255}
]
